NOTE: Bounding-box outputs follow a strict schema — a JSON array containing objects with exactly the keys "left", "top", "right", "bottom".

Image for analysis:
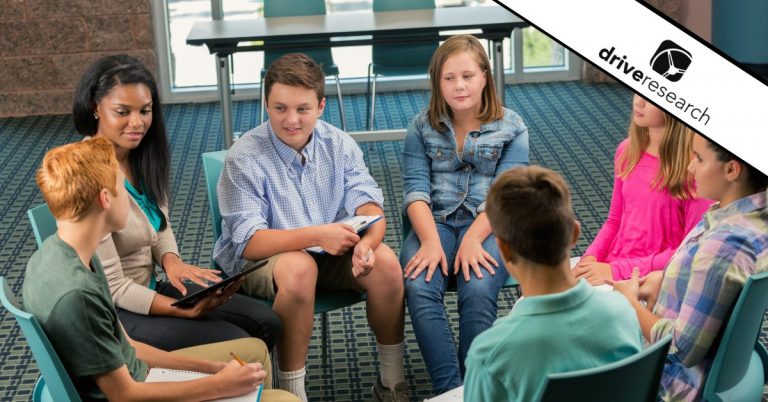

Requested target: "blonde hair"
[
  {"left": 36, "top": 137, "right": 119, "bottom": 220},
  {"left": 616, "top": 107, "right": 696, "bottom": 200},
  {"left": 427, "top": 34, "right": 503, "bottom": 131}
]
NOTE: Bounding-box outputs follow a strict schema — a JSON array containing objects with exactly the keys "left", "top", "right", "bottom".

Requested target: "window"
[
  {"left": 165, "top": 0, "right": 215, "bottom": 88},
  {"left": 522, "top": 27, "right": 566, "bottom": 70},
  {"left": 153, "top": 0, "right": 580, "bottom": 100}
]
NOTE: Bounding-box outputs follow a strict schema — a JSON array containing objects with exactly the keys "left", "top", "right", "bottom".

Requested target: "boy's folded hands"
[{"left": 352, "top": 243, "right": 376, "bottom": 278}]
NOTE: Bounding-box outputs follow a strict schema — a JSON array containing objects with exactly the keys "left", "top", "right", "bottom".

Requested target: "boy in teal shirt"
[{"left": 464, "top": 166, "right": 644, "bottom": 401}]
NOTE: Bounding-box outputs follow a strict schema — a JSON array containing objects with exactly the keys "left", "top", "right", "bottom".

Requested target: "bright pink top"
[{"left": 584, "top": 139, "right": 713, "bottom": 280}]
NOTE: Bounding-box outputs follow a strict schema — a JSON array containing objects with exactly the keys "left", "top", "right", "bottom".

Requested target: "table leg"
[
  {"left": 492, "top": 38, "right": 506, "bottom": 106},
  {"left": 216, "top": 53, "right": 234, "bottom": 149}
]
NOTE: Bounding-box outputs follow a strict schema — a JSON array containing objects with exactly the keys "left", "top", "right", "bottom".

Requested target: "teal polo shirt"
[{"left": 464, "top": 279, "right": 644, "bottom": 402}]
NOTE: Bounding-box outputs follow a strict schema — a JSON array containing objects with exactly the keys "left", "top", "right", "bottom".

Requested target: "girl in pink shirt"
[{"left": 573, "top": 94, "right": 712, "bottom": 284}]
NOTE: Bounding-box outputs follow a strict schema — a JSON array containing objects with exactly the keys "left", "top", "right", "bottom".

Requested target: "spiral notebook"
[{"left": 146, "top": 368, "right": 263, "bottom": 401}]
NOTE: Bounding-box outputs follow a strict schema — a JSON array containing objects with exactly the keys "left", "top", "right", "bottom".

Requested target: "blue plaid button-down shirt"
[
  {"left": 213, "top": 120, "right": 384, "bottom": 275},
  {"left": 651, "top": 190, "right": 768, "bottom": 401}
]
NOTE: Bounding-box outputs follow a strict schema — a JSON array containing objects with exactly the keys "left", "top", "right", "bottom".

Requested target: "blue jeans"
[{"left": 401, "top": 207, "right": 509, "bottom": 394}]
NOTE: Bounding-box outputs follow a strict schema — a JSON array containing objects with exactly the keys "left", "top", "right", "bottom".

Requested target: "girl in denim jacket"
[{"left": 400, "top": 34, "right": 529, "bottom": 394}]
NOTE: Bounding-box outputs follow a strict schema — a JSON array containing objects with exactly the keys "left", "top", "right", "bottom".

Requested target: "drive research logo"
[
  {"left": 650, "top": 40, "right": 692, "bottom": 82},
  {"left": 598, "top": 44, "right": 711, "bottom": 125}
]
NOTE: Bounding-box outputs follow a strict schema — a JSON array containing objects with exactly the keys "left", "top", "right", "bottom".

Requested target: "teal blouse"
[
  {"left": 125, "top": 180, "right": 163, "bottom": 231},
  {"left": 125, "top": 179, "right": 162, "bottom": 290}
]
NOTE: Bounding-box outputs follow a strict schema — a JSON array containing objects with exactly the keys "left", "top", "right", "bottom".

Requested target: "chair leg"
[
  {"left": 322, "top": 312, "right": 329, "bottom": 368},
  {"left": 32, "top": 377, "right": 46, "bottom": 402},
  {"left": 366, "top": 63, "right": 372, "bottom": 131},
  {"left": 260, "top": 77, "right": 266, "bottom": 124},
  {"left": 369, "top": 73, "right": 377, "bottom": 131},
  {"left": 335, "top": 75, "right": 347, "bottom": 131}
]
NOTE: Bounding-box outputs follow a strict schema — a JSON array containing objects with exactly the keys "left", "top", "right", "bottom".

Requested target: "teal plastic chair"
[
  {"left": 400, "top": 213, "right": 519, "bottom": 290},
  {"left": 259, "top": 0, "right": 346, "bottom": 130},
  {"left": 702, "top": 270, "right": 768, "bottom": 402},
  {"left": 1, "top": 277, "right": 82, "bottom": 402},
  {"left": 28, "top": 204, "right": 57, "bottom": 248},
  {"left": 538, "top": 335, "right": 673, "bottom": 402},
  {"left": 202, "top": 151, "right": 365, "bottom": 367},
  {"left": 367, "top": 0, "right": 438, "bottom": 130}
]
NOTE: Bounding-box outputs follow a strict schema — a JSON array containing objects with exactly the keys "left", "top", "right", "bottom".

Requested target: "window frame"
[{"left": 152, "top": 0, "right": 582, "bottom": 104}]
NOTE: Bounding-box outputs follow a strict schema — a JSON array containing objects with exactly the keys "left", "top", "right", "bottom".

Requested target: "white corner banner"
[{"left": 494, "top": 0, "right": 768, "bottom": 174}]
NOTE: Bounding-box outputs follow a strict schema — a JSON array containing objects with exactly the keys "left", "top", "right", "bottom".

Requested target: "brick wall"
[{"left": 0, "top": 0, "right": 157, "bottom": 117}]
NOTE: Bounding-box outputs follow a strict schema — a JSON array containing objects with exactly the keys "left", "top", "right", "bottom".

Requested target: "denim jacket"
[{"left": 403, "top": 107, "right": 529, "bottom": 222}]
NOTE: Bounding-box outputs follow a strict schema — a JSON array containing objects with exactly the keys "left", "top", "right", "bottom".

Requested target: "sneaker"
[{"left": 372, "top": 376, "right": 409, "bottom": 402}]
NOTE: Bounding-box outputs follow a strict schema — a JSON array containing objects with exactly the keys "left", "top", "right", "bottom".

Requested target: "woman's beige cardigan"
[{"left": 96, "top": 196, "right": 180, "bottom": 315}]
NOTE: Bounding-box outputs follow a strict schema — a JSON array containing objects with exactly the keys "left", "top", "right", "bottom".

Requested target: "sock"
[
  {"left": 278, "top": 367, "right": 307, "bottom": 402},
  {"left": 378, "top": 342, "right": 405, "bottom": 389}
]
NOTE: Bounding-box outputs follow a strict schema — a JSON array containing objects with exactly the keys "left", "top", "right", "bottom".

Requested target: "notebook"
[
  {"left": 305, "top": 215, "right": 382, "bottom": 254},
  {"left": 145, "top": 368, "right": 263, "bottom": 402},
  {"left": 425, "top": 385, "right": 464, "bottom": 401}
]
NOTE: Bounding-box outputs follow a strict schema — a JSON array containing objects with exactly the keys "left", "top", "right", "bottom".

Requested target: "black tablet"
[{"left": 171, "top": 260, "right": 268, "bottom": 307}]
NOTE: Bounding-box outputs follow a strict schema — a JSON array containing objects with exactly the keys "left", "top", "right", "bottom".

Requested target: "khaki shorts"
[
  {"left": 172, "top": 338, "right": 300, "bottom": 401},
  {"left": 240, "top": 251, "right": 361, "bottom": 300}
]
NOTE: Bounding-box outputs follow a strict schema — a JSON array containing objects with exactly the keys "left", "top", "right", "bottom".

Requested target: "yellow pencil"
[{"left": 229, "top": 352, "right": 246, "bottom": 366}]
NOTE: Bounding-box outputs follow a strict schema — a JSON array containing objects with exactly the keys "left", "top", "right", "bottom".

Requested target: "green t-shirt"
[{"left": 22, "top": 234, "right": 148, "bottom": 401}]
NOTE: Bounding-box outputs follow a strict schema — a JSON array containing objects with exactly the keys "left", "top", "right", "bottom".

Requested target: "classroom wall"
[
  {"left": 0, "top": 0, "right": 714, "bottom": 118},
  {"left": 0, "top": 0, "right": 157, "bottom": 118},
  {"left": 681, "top": 0, "right": 712, "bottom": 42},
  {"left": 582, "top": 0, "right": 712, "bottom": 83}
]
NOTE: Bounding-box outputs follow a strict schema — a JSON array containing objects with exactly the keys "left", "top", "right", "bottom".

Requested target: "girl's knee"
[
  {"left": 458, "top": 277, "right": 504, "bottom": 301},
  {"left": 404, "top": 275, "right": 445, "bottom": 301}
]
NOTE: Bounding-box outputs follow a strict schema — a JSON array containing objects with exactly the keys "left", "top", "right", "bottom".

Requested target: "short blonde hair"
[{"left": 36, "top": 137, "right": 119, "bottom": 220}]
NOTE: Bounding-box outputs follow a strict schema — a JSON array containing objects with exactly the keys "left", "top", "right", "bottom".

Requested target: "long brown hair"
[
  {"left": 427, "top": 34, "right": 503, "bottom": 131},
  {"left": 616, "top": 105, "right": 696, "bottom": 199}
]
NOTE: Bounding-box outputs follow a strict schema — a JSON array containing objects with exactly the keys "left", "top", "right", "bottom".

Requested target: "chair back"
[
  {"left": 202, "top": 151, "right": 227, "bottom": 242},
  {"left": 371, "top": 0, "right": 438, "bottom": 75},
  {"left": 28, "top": 204, "right": 57, "bottom": 248},
  {"left": 265, "top": 0, "right": 325, "bottom": 17},
  {"left": 703, "top": 270, "right": 768, "bottom": 402},
  {"left": 0, "top": 277, "right": 81, "bottom": 402},
  {"left": 262, "top": 0, "right": 337, "bottom": 77},
  {"left": 373, "top": 0, "right": 434, "bottom": 12},
  {"left": 538, "top": 335, "right": 672, "bottom": 402}
]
